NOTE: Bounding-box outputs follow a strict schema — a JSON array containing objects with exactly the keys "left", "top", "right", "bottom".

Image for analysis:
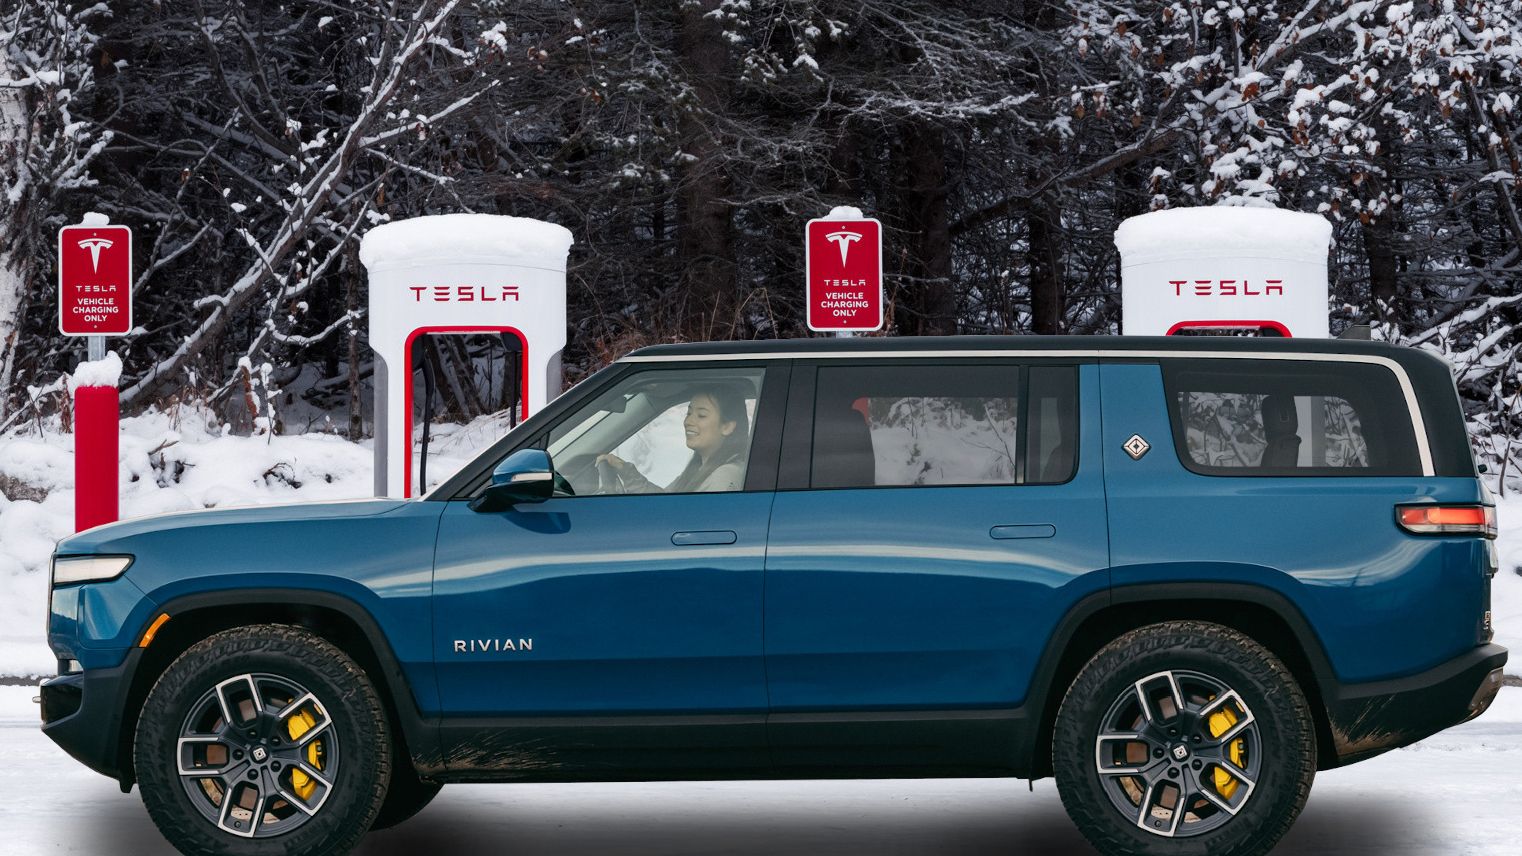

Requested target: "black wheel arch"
[
  {"left": 116, "top": 589, "right": 441, "bottom": 790},
  {"left": 1019, "top": 582, "right": 1340, "bottom": 779}
]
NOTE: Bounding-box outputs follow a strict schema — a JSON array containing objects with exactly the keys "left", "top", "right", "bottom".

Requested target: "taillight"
[{"left": 1395, "top": 504, "right": 1497, "bottom": 538}]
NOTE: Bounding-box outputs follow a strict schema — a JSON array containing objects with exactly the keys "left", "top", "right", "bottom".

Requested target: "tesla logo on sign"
[
  {"left": 59, "top": 225, "right": 133, "bottom": 336},
  {"left": 407, "top": 285, "right": 521, "bottom": 302},
  {"left": 77, "top": 237, "right": 115, "bottom": 273},
  {"left": 806, "top": 216, "right": 883, "bottom": 332},
  {"left": 1170, "top": 279, "right": 1285, "bottom": 297},
  {"left": 825, "top": 229, "right": 862, "bottom": 265}
]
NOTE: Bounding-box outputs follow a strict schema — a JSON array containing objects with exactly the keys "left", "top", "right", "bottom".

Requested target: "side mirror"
[{"left": 471, "top": 449, "right": 556, "bottom": 512}]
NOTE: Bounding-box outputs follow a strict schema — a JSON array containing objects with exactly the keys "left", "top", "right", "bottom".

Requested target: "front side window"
[
  {"left": 1163, "top": 359, "right": 1422, "bottom": 476},
  {"left": 545, "top": 367, "right": 765, "bottom": 495}
]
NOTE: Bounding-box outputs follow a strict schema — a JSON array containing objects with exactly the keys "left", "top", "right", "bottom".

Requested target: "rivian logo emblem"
[
  {"left": 1123, "top": 434, "right": 1151, "bottom": 460},
  {"left": 453, "top": 638, "right": 533, "bottom": 653}
]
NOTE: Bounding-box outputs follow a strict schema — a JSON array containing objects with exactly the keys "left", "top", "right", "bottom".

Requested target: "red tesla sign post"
[
  {"left": 59, "top": 221, "right": 132, "bottom": 531},
  {"left": 806, "top": 212, "right": 883, "bottom": 332}
]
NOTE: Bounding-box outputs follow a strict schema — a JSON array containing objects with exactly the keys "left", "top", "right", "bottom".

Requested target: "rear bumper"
[
  {"left": 1324, "top": 643, "right": 1507, "bottom": 766},
  {"left": 39, "top": 649, "right": 142, "bottom": 787}
]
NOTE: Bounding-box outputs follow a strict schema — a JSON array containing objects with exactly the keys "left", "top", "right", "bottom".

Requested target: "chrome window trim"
[{"left": 622, "top": 349, "right": 1434, "bottom": 475}]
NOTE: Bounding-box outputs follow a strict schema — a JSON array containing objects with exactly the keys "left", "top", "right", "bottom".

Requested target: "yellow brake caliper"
[
  {"left": 286, "top": 707, "right": 325, "bottom": 801},
  {"left": 1206, "top": 706, "right": 1245, "bottom": 800}
]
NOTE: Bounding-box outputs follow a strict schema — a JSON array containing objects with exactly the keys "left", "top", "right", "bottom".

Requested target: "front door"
[{"left": 431, "top": 362, "right": 784, "bottom": 775}]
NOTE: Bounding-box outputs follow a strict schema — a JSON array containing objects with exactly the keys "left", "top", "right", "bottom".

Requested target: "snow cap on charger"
[
  {"left": 1114, "top": 206, "right": 1332, "bottom": 266},
  {"left": 358, "top": 213, "right": 574, "bottom": 271},
  {"left": 1116, "top": 205, "right": 1333, "bottom": 338}
]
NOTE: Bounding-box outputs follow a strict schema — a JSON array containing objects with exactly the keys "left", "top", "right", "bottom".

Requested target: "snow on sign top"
[
  {"left": 1114, "top": 206, "right": 1332, "bottom": 266},
  {"left": 359, "top": 213, "right": 574, "bottom": 271}
]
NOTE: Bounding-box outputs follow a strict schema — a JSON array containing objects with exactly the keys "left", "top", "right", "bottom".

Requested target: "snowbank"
[
  {"left": 1114, "top": 206, "right": 1332, "bottom": 264},
  {"left": 1490, "top": 496, "right": 1522, "bottom": 659},
  {"left": 359, "top": 213, "right": 574, "bottom": 271},
  {"left": 0, "top": 410, "right": 489, "bottom": 676}
]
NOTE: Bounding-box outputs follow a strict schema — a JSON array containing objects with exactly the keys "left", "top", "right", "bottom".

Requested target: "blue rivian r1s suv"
[{"left": 41, "top": 336, "right": 1505, "bottom": 856}]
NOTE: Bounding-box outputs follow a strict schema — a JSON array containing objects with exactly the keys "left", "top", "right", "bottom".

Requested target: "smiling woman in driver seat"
[{"left": 596, "top": 384, "right": 751, "bottom": 493}]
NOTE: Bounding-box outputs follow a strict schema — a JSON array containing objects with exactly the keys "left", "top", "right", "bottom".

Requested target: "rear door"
[{"left": 762, "top": 359, "right": 1110, "bottom": 771}]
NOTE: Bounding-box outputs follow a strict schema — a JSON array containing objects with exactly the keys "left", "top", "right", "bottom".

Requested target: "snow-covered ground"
[
  {"left": 0, "top": 684, "right": 1518, "bottom": 855},
  {"left": 0, "top": 410, "right": 493, "bottom": 676}
]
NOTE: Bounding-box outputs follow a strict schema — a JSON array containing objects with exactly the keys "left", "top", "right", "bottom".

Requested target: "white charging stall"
[
  {"left": 360, "top": 214, "right": 573, "bottom": 497},
  {"left": 1115, "top": 207, "right": 1331, "bottom": 337}
]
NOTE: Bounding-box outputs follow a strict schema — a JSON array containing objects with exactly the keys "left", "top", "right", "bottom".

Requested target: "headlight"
[{"left": 51, "top": 555, "right": 133, "bottom": 586}]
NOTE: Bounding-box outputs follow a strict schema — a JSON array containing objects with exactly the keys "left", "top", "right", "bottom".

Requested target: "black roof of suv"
[{"left": 629, "top": 334, "right": 1422, "bottom": 360}]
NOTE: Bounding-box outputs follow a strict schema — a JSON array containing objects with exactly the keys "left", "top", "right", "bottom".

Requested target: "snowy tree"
[
  {"left": 0, "top": 0, "right": 1516, "bottom": 485},
  {"left": 106, "top": 0, "right": 496, "bottom": 414},
  {"left": 0, "top": 0, "right": 112, "bottom": 420},
  {"left": 1051, "top": 0, "right": 1521, "bottom": 474}
]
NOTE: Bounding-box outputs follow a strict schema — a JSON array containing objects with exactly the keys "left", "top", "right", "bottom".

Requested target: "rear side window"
[
  {"left": 1162, "top": 359, "right": 1422, "bottom": 477},
  {"left": 810, "top": 363, "right": 1078, "bottom": 488}
]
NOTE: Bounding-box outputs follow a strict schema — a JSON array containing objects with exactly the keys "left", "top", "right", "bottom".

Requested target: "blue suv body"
[{"left": 41, "top": 336, "right": 1505, "bottom": 856}]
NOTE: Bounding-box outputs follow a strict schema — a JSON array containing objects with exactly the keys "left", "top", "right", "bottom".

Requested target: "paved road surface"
[{"left": 4, "top": 686, "right": 1516, "bottom": 855}]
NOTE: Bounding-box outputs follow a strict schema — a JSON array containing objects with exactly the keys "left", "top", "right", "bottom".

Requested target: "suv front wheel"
[
  {"left": 135, "top": 624, "right": 392, "bottom": 855},
  {"left": 1053, "top": 621, "right": 1316, "bottom": 856}
]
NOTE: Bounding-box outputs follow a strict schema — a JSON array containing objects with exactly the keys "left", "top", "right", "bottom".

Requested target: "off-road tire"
[
  {"left": 135, "top": 624, "right": 392, "bottom": 855},
  {"left": 1053, "top": 621, "right": 1316, "bottom": 856},
  {"left": 369, "top": 761, "right": 442, "bottom": 831}
]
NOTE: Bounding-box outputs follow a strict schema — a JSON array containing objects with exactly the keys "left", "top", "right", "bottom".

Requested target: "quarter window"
[{"left": 1163, "top": 360, "right": 1422, "bottom": 476}]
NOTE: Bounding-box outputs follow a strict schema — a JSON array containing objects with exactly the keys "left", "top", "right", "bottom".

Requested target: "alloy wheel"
[
  {"left": 1093, "top": 669, "right": 1261, "bottom": 838},
  {"left": 174, "top": 672, "right": 339, "bottom": 838}
]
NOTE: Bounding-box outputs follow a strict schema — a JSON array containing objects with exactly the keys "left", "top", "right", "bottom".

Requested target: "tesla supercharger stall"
[
  {"left": 360, "top": 214, "right": 573, "bottom": 498},
  {"left": 1116, "top": 207, "right": 1332, "bottom": 338}
]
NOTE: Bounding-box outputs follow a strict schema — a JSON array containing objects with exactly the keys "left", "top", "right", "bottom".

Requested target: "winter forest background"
[{"left": 3, "top": 0, "right": 1521, "bottom": 485}]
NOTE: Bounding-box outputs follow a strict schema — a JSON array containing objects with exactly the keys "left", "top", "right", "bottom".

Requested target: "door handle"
[
  {"left": 671, "top": 530, "right": 738, "bottom": 546},
  {"left": 990, "top": 524, "right": 1057, "bottom": 540}
]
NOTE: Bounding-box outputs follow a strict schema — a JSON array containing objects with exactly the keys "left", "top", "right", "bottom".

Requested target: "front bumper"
[
  {"left": 39, "top": 648, "right": 143, "bottom": 788},
  {"left": 1324, "top": 643, "right": 1507, "bottom": 766}
]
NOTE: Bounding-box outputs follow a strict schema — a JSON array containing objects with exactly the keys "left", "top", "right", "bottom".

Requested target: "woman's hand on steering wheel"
[{"left": 594, "top": 454, "right": 629, "bottom": 494}]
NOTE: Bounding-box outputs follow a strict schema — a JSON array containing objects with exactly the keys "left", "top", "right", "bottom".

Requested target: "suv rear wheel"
[
  {"left": 135, "top": 624, "right": 392, "bottom": 855},
  {"left": 1053, "top": 621, "right": 1316, "bottom": 856}
]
